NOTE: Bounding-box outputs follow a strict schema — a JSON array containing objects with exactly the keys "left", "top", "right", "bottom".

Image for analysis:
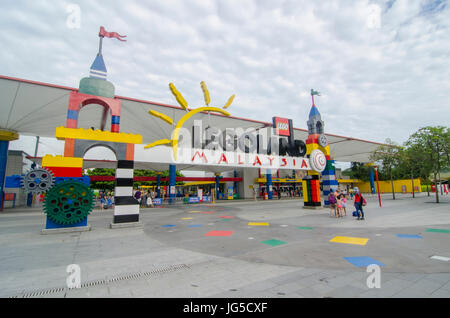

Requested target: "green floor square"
[
  {"left": 261, "top": 239, "right": 287, "bottom": 247},
  {"left": 219, "top": 218, "right": 232, "bottom": 222},
  {"left": 297, "top": 226, "right": 313, "bottom": 230},
  {"left": 426, "top": 228, "right": 450, "bottom": 233}
]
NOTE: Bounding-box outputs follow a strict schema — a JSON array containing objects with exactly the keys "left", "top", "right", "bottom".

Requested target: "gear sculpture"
[
  {"left": 22, "top": 168, "right": 55, "bottom": 193},
  {"left": 43, "top": 181, "right": 94, "bottom": 225}
]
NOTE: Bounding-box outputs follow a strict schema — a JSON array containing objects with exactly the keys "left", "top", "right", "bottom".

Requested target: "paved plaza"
[{"left": 1, "top": 193, "right": 449, "bottom": 298}]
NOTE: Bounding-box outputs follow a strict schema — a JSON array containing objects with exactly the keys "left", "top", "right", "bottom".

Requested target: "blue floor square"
[
  {"left": 344, "top": 256, "right": 386, "bottom": 267},
  {"left": 161, "top": 224, "right": 176, "bottom": 228},
  {"left": 188, "top": 224, "right": 203, "bottom": 228},
  {"left": 396, "top": 234, "right": 422, "bottom": 239}
]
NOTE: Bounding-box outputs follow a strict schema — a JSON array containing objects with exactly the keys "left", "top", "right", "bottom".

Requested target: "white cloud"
[{"left": 3, "top": 0, "right": 450, "bottom": 160}]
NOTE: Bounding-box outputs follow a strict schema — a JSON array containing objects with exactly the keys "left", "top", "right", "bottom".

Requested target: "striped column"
[
  {"left": 369, "top": 166, "right": 376, "bottom": 194},
  {"left": 266, "top": 170, "right": 273, "bottom": 200},
  {"left": 169, "top": 164, "right": 176, "bottom": 204},
  {"left": 322, "top": 159, "right": 338, "bottom": 207},
  {"left": 113, "top": 160, "right": 139, "bottom": 224}
]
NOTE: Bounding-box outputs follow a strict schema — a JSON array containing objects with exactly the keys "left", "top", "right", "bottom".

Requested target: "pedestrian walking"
[
  {"left": 354, "top": 187, "right": 367, "bottom": 220},
  {"left": 147, "top": 191, "right": 154, "bottom": 208}
]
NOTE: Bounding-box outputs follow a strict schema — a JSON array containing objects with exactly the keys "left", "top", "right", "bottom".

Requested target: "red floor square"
[
  {"left": 219, "top": 216, "right": 235, "bottom": 219},
  {"left": 204, "top": 230, "right": 233, "bottom": 237},
  {"left": 200, "top": 211, "right": 215, "bottom": 214}
]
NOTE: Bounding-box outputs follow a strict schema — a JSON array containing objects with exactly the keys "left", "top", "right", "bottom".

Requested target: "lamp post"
[{"left": 374, "top": 166, "right": 382, "bottom": 207}]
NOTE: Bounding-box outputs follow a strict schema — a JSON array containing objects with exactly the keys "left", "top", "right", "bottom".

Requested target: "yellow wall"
[{"left": 356, "top": 179, "right": 422, "bottom": 193}]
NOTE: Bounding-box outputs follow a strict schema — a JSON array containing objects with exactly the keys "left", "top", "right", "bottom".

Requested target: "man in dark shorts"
[{"left": 354, "top": 187, "right": 365, "bottom": 220}]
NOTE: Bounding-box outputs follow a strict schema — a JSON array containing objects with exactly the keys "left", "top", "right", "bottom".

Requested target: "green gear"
[{"left": 43, "top": 181, "right": 94, "bottom": 225}]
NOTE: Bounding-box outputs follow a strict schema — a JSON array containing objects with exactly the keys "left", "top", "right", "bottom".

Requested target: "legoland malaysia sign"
[{"left": 145, "top": 116, "right": 325, "bottom": 172}]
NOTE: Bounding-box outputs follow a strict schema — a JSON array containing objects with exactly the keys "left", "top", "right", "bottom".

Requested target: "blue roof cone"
[
  {"left": 308, "top": 105, "right": 321, "bottom": 118},
  {"left": 89, "top": 54, "right": 107, "bottom": 80}
]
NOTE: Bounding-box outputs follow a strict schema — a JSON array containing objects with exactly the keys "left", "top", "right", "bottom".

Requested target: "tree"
[
  {"left": 405, "top": 126, "right": 449, "bottom": 203},
  {"left": 86, "top": 168, "right": 115, "bottom": 191},
  {"left": 370, "top": 138, "right": 402, "bottom": 200},
  {"left": 342, "top": 162, "right": 370, "bottom": 181},
  {"left": 86, "top": 168, "right": 185, "bottom": 191}
]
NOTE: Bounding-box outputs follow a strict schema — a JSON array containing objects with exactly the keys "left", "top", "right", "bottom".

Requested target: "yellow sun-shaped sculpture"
[{"left": 145, "top": 81, "right": 235, "bottom": 160}]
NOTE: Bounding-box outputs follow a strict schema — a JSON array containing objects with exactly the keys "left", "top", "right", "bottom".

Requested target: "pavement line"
[
  {"left": 248, "top": 222, "right": 270, "bottom": 226},
  {"left": 330, "top": 236, "right": 369, "bottom": 246},
  {"left": 426, "top": 228, "right": 450, "bottom": 233},
  {"left": 396, "top": 234, "right": 422, "bottom": 239},
  {"left": 430, "top": 256, "right": 450, "bottom": 262},
  {"left": 205, "top": 230, "right": 233, "bottom": 237},
  {"left": 343, "top": 256, "right": 385, "bottom": 267},
  {"left": 261, "top": 239, "right": 287, "bottom": 246}
]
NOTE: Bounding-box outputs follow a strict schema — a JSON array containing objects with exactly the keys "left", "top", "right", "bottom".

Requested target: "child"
[
  {"left": 100, "top": 196, "right": 106, "bottom": 210},
  {"left": 106, "top": 196, "right": 112, "bottom": 209},
  {"left": 339, "top": 193, "right": 347, "bottom": 216},
  {"left": 336, "top": 190, "right": 343, "bottom": 217}
]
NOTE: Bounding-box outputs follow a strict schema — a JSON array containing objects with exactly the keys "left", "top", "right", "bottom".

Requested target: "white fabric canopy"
[{"left": 1, "top": 75, "right": 384, "bottom": 164}]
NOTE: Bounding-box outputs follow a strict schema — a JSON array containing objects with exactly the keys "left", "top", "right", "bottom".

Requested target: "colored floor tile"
[
  {"left": 396, "top": 234, "right": 422, "bottom": 239},
  {"left": 199, "top": 211, "right": 215, "bottom": 214},
  {"left": 181, "top": 217, "right": 193, "bottom": 220},
  {"left": 297, "top": 226, "right": 313, "bottom": 230},
  {"left": 261, "top": 239, "right": 287, "bottom": 247},
  {"left": 248, "top": 222, "right": 270, "bottom": 226},
  {"left": 343, "top": 256, "right": 386, "bottom": 267},
  {"left": 204, "top": 230, "right": 233, "bottom": 237},
  {"left": 188, "top": 224, "right": 203, "bottom": 228},
  {"left": 219, "top": 216, "right": 235, "bottom": 219},
  {"left": 161, "top": 224, "right": 176, "bottom": 228},
  {"left": 330, "top": 236, "right": 369, "bottom": 246},
  {"left": 219, "top": 219, "right": 232, "bottom": 222},
  {"left": 426, "top": 228, "right": 450, "bottom": 233},
  {"left": 188, "top": 211, "right": 202, "bottom": 213}
]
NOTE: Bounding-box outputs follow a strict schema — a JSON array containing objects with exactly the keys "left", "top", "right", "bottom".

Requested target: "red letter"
[
  {"left": 267, "top": 157, "right": 274, "bottom": 166},
  {"left": 218, "top": 153, "right": 228, "bottom": 164},
  {"left": 281, "top": 158, "right": 287, "bottom": 167},
  {"left": 192, "top": 151, "right": 208, "bottom": 163},
  {"left": 253, "top": 156, "right": 262, "bottom": 166},
  {"left": 238, "top": 154, "right": 244, "bottom": 164},
  {"left": 301, "top": 159, "right": 308, "bottom": 168}
]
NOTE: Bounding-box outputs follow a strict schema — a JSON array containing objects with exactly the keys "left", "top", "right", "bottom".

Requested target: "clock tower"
[{"left": 302, "top": 90, "right": 338, "bottom": 208}]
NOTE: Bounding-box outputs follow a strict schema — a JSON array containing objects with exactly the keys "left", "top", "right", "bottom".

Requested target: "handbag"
[{"left": 352, "top": 211, "right": 358, "bottom": 217}]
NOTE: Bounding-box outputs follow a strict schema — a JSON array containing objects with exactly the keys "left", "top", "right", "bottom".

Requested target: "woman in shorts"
[{"left": 328, "top": 189, "right": 337, "bottom": 217}]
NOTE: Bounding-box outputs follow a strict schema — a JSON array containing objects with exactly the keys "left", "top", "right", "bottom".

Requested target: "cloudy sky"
[{"left": 2, "top": 0, "right": 449, "bottom": 163}]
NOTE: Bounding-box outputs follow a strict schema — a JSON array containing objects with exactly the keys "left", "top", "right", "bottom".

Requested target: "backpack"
[{"left": 328, "top": 193, "right": 337, "bottom": 204}]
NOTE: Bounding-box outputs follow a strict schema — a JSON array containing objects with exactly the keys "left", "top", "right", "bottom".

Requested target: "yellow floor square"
[
  {"left": 181, "top": 217, "right": 193, "bottom": 220},
  {"left": 248, "top": 222, "right": 270, "bottom": 226},
  {"left": 329, "top": 236, "right": 369, "bottom": 246}
]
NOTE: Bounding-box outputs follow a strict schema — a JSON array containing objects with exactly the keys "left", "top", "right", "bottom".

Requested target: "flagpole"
[{"left": 98, "top": 35, "right": 104, "bottom": 55}]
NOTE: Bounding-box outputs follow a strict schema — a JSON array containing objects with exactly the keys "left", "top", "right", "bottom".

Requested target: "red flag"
[{"left": 99, "top": 26, "right": 127, "bottom": 41}]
